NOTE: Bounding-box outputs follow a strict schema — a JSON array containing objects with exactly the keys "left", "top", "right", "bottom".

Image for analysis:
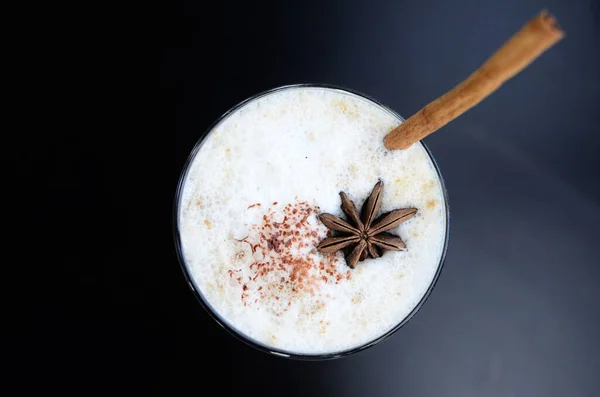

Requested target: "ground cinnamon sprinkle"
[{"left": 229, "top": 200, "right": 350, "bottom": 316}]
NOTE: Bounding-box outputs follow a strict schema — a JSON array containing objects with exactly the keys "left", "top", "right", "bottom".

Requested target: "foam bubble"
[{"left": 178, "top": 87, "right": 447, "bottom": 355}]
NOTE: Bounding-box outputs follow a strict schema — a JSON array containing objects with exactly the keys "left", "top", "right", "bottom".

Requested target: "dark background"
[
  {"left": 13, "top": 0, "right": 600, "bottom": 395},
  {"left": 162, "top": 1, "right": 599, "bottom": 394}
]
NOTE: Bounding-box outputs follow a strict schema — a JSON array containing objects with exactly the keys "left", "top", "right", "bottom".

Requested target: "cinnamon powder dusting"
[{"left": 230, "top": 200, "right": 351, "bottom": 315}]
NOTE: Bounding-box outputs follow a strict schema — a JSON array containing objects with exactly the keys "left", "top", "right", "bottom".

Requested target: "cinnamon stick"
[{"left": 384, "top": 10, "right": 564, "bottom": 150}]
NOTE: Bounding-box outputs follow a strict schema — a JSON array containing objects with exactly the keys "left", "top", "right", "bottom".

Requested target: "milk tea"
[{"left": 177, "top": 86, "right": 447, "bottom": 355}]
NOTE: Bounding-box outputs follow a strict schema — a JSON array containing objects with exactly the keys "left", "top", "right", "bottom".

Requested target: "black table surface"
[
  {"left": 16, "top": 0, "right": 600, "bottom": 395},
  {"left": 163, "top": 1, "right": 600, "bottom": 393}
]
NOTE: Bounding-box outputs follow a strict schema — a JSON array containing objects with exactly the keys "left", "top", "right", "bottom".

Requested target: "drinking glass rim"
[{"left": 173, "top": 83, "right": 451, "bottom": 360}]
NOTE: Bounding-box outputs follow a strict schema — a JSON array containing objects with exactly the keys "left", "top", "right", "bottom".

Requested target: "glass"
[{"left": 173, "top": 84, "right": 450, "bottom": 360}]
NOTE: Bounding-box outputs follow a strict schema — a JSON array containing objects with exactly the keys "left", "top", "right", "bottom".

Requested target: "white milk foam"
[{"left": 178, "top": 87, "right": 447, "bottom": 355}]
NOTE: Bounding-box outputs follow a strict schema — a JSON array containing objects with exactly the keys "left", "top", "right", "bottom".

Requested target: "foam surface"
[{"left": 178, "top": 87, "right": 447, "bottom": 355}]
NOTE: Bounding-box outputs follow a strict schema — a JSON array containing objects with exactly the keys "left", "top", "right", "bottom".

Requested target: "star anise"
[{"left": 316, "top": 181, "right": 417, "bottom": 269}]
